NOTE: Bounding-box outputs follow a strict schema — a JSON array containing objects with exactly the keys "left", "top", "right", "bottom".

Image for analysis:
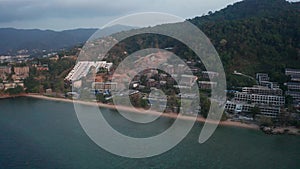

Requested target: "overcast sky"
[{"left": 0, "top": 0, "right": 298, "bottom": 30}]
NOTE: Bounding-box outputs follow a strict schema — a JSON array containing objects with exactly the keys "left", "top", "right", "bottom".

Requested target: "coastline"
[
  {"left": 24, "top": 94, "right": 260, "bottom": 130},
  {"left": 4, "top": 93, "right": 300, "bottom": 135},
  {"left": 0, "top": 94, "right": 27, "bottom": 99}
]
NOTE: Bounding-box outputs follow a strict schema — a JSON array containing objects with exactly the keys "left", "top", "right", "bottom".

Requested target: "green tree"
[
  {"left": 200, "top": 94, "right": 211, "bottom": 118},
  {"left": 24, "top": 76, "right": 40, "bottom": 93},
  {"left": 259, "top": 116, "right": 273, "bottom": 127},
  {"left": 96, "top": 93, "right": 106, "bottom": 103},
  {"left": 6, "top": 86, "right": 24, "bottom": 95},
  {"left": 250, "top": 106, "right": 260, "bottom": 119}
]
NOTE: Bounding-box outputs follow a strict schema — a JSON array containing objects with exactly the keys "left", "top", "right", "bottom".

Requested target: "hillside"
[
  {"left": 0, "top": 25, "right": 135, "bottom": 55},
  {"left": 103, "top": 0, "right": 299, "bottom": 87},
  {"left": 190, "top": 0, "right": 300, "bottom": 85}
]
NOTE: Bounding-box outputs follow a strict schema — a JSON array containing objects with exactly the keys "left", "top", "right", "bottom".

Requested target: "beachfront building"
[
  {"left": 3, "top": 82, "right": 24, "bottom": 90},
  {"left": 285, "top": 82, "right": 300, "bottom": 91},
  {"left": 256, "top": 105, "right": 281, "bottom": 118},
  {"left": 286, "top": 91, "right": 300, "bottom": 102},
  {"left": 285, "top": 68, "right": 300, "bottom": 76},
  {"left": 225, "top": 101, "right": 254, "bottom": 114},
  {"left": 234, "top": 92, "right": 285, "bottom": 106},
  {"left": 284, "top": 68, "right": 300, "bottom": 109},
  {"left": 290, "top": 75, "right": 300, "bottom": 82},
  {"left": 92, "top": 82, "right": 117, "bottom": 91},
  {"left": 225, "top": 101, "right": 281, "bottom": 118},
  {"left": 242, "top": 86, "right": 283, "bottom": 96},
  {"left": 65, "top": 61, "right": 113, "bottom": 82},
  {"left": 225, "top": 72, "right": 287, "bottom": 119}
]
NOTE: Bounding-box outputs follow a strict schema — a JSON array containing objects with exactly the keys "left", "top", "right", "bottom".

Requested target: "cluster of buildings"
[
  {"left": 65, "top": 61, "right": 113, "bottom": 82},
  {"left": 285, "top": 68, "right": 300, "bottom": 108},
  {"left": 0, "top": 65, "right": 29, "bottom": 90},
  {"left": 198, "top": 71, "right": 219, "bottom": 90},
  {"left": 225, "top": 73, "right": 285, "bottom": 119},
  {"left": 0, "top": 54, "right": 30, "bottom": 64}
]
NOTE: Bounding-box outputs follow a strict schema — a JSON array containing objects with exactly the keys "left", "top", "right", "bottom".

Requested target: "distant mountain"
[
  {"left": 0, "top": 24, "right": 135, "bottom": 55},
  {"left": 91, "top": 24, "right": 138, "bottom": 40}
]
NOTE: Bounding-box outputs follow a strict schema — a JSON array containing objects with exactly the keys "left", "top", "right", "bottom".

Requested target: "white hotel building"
[
  {"left": 225, "top": 101, "right": 281, "bottom": 118},
  {"left": 234, "top": 92, "right": 285, "bottom": 106},
  {"left": 65, "top": 61, "right": 112, "bottom": 82}
]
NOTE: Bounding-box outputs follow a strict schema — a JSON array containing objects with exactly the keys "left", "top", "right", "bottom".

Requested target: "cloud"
[
  {"left": 0, "top": 0, "right": 241, "bottom": 30},
  {"left": 0, "top": 0, "right": 136, "bottom": 22}
]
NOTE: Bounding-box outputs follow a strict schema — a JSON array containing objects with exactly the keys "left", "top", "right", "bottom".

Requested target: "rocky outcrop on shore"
[{"left": 260, "top": 126, "right": 300, "bottom": 136}]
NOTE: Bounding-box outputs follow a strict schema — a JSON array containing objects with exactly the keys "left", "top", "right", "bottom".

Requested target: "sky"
[{"left": 0, "top": 0, "right": 298, "bottom": 30}]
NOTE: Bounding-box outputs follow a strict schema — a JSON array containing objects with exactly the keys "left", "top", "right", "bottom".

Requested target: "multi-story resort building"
[
  {"left": 256, "top": 73, "right": 280, "bottom": 89},
  {"left": 242, "top": 86, "right": 283, "bottom": 96},
  {"left": 290, "top": 75, "right": 300, "bottom": 82},
  {"left": 14, "top": 66, "right": 29, "bottom": 80},
  {"left": 256, "top": 73, "right": 270, "bottom": 82},
  {"left": 0, "top": 66, "right": 11, "bottom": 80},
  {"left": 225, "top": 101, "right": 281, "bottom": 118},
  {"left": 259, "top": 81, "right": 280, "bottom": 89},
  {"left": 285, "top": 91, "right": 300, "bottom": 102},
  {"left": 257, "top": 105, "right": 281, "bottom": 118},
  {"left": 285, "top": 68, "right": 300, "bottom": 108},
  {"left": 65, "top": 61, "right": 113, "bottom": 82},
  {"left": 234, "top": 92, "right": 285, "bottom": 106},
  {"left": 225, "top": 73, "right": 285, "bottom": 119},
  {"left": 285, "top": 68, "right": 300, "bottom": 76},
  {"left": 225, "top": 101, "right": 254, "bottom": 114},
  {"left": 0, "top": 66, "right": 11, "bottom": 74},
  {"left": 92, "top": 82, "right": 117, "bottom": 91},
  {"left": 285, "top": 82, "right": 300, "bottom": 90}
]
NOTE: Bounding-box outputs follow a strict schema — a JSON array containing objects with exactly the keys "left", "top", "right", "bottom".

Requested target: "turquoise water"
[{"left": 0, "top": 97, "right": 299, "bottom": 169}]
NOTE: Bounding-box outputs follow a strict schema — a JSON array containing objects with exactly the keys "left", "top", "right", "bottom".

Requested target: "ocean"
[{"left": 0, "top": 97, "right": 299, "bottom": 169}]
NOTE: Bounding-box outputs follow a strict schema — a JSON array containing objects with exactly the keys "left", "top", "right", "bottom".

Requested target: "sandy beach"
[{"left": 24, "top": 94, "right": 260, "bottom": 130}]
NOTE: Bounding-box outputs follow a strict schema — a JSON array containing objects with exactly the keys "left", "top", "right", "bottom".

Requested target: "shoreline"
[
  {"left": 0, "top": 94, "right": 27, "bottom": 99},
  {"left": 24, "top": 94, "right": 260, "bottom": 130},
  {"left": 3, "top": 93, "right": 299, "bottom": 135}
]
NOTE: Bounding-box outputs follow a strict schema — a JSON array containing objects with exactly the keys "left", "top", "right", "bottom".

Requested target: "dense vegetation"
[
  {"left": 24, "top": 57, "right": 76, "bottom": 94},
  {"left": 190, "top": 0, "right": 300, "bottom": 86},
  {"left": 107, "top": 0, "right": 299, "bottom": 88}
]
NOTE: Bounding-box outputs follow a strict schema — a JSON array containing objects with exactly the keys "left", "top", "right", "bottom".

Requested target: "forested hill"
[
  {"left": 191, "top": 0, "right": 299, "bottom": 23},
  {"left": 188, "top": 0, "right": 300, "bottom": 84},
  {"left": 105, "top": 0, "right": 299, "bottom": 87}
]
